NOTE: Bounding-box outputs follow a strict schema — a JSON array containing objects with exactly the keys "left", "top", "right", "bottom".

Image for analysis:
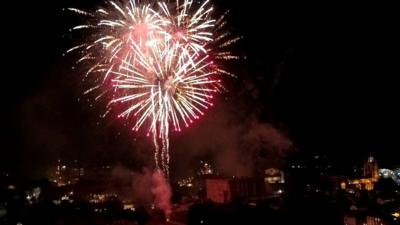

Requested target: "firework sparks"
[{"left": 67, "top": 0, "right": 238, "bottom": 176}]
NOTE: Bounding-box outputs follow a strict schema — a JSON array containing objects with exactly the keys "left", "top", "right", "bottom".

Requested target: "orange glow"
[{"left": 340, "top": 182, "right": 346, "bottom": 190}]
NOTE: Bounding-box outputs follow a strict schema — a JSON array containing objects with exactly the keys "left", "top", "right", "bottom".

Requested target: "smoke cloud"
[
  {"left": 110, "top": 166, "right": 172, "bottom": 219},
  {"left": 170, "top": 86, "right": 294, "bottom": 177},
  {"left": 151, "top": 170, "right": 172, "bottom": 219}
]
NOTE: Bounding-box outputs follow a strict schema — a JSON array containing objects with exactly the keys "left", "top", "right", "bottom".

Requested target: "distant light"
[
  {"left": 340, "top": 182, "right": 346, "bottom": 190},
  {"left": 368, "top": 156, "right": 374, "bottom": 162},
  {"left": 123, "top": 203, "right": 135, "bottom": 211},
  {"left": 53, "top": 200, "right": 61, "bottom": 205}
]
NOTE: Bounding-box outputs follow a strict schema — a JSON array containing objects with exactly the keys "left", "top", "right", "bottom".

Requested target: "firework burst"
[{"left": 67, "top": 0, "right": 239, "bottom": 176}]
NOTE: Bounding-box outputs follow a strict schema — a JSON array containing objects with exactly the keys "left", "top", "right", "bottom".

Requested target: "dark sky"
[{"left": 1, "top": 1, "right": 399, "bottom": 178}]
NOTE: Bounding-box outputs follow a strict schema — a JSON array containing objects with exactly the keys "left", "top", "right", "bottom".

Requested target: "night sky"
[{"left": 2, "top": 1, "right": 399, "bottom": 178}]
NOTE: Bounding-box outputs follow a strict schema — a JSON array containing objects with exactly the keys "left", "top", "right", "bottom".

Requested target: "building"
[
  {"left": 198, "top": 161, "right": 213, "bottom": 176},
  {"left": 363, "top": 156, "right": 379, "bottom": 181},
  {"left": 342, "top": 156, "right": 380, "bottom": 191},
  {"left": 344, "top": 214, "right": 389, "bottom": 225},
  {"left": 264, "top": 168, "right": 285, "bottom": 196},
  {"left": 53, "top": 159, "right": 67, "bottom": 186},
  {"left": 206, "top": 177, "right": 266, "bottom": 203},
  {"left": 71, "top": 160, "right": 85, "bottom": 183},
  {"left": 264, "top": 168, "right": 284, "bottom": 184},
  {"left": 50, "top": 159, "right": 85, "bottom": 186}
]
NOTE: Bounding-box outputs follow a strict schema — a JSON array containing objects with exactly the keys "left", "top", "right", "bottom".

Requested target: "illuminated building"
[
  {"left": 206, "top": 177, "right": 266, "bottom": 203},
  {"left": 344, "top": 215, "right": 389, "bottom": 225},
  {"left": 364, "top": 156, "right": 379, "bottom": 181},
  {"left": 198, "top": 161, "right": 214, "bottom": 175},
  {"left": 340, "top": 181, "right": 347, "bottom": 190},
  {"left": 53, "top": 159, "right": 67, "bottom": 186},
  {"left": 88, "top": 193, "right": 118, "bottom": 203},
  {"left": 343, "top": 156, "right": 380, "bottom": 191},
  {"left": 264, "top": 168, "right": 285, "bottom": 184},
  {"left": 347, "top": 178, "right": 375, "bottom": 191},
  {"left": 71, "top": 160, "right": 85, "bottom": 183},
  {"left": 51, "top": 159, "right": 85, "bottom": 186},
  {"left": 177, "top": 177, "right": 194, "bottom": 188},
  {"left": 123, "top": 203, "right": 135, "bottom": 211},
  {"left": 264, "top": 168, "right": 285, "bottom": 196}
]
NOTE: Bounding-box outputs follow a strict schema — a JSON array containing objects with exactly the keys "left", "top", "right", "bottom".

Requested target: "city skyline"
[{"left": 1, "top": 1, "right": 400, "bottom": 224}]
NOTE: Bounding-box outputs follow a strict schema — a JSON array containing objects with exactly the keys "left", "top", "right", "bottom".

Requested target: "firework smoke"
[{"left": 151, "top": 170, "right": 172, "bottom": 220}]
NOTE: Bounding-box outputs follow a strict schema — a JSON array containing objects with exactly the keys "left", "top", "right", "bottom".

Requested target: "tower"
[{"left": 363, "top": 155, "right": 379, "bottom": 181}]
